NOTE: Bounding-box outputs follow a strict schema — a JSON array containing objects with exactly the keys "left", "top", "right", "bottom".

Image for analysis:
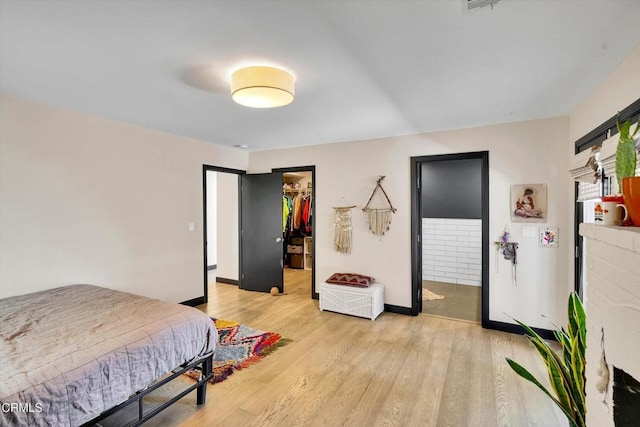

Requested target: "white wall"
[
  {"left": 249, "top": 117, "right": 572, "bottom": 329},
  {"left": 206, "top": 171, "right": 217, "bottom": 266},
  {"left": 0, "top": 95, "right": 248, "bottom": 302},
  {"left": 215, "top": 172, "right": 239, "bottom": 281},
  {"left": 568, "top": 44, "right": 640, "bottom": 289},
  {"left": 570, "top": 44, "right": 640, "bottom": 143}
]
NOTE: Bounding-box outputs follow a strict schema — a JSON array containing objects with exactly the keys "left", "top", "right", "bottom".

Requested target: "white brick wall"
[
  {"left": 422, "top": 218, "right": 482, "bottom": 286},
  {"left": 580, "top": 224, "right": 640, "bottom": 427}
]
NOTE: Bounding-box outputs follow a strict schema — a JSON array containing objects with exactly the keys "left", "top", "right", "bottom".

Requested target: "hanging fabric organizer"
[{"left": 363, "top": 176, "right": 397, "bottom": 237}]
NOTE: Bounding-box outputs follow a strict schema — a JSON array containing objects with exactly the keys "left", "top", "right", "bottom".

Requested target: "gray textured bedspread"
[{"left": 0, "top": 285, "right": 216, "bottom": 426}]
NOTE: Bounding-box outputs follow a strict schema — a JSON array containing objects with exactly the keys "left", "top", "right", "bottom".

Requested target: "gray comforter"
[{"left": 0, "top": 285, "right": 217, "bottom": 426}]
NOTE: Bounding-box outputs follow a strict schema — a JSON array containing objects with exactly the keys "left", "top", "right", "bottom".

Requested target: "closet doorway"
[
  {"left": 203, "top": 165, "right": 243, "bottom": 303},
  {"left": 235, "top": 167, "right": 317, "bottom": 297},
  {"left": 204, "top": 165, "right": 316, "bottom": 300},
  {"left": 410, "top": 152, "right": 489, "bottom": 325},
  {"left": 282, "top": 171, "right": 314, "bottom": 297}
]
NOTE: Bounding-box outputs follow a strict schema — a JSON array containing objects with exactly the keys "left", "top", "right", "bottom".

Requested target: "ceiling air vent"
[{"left": 465, "top": 0, "right": 501, "bottom": 11}]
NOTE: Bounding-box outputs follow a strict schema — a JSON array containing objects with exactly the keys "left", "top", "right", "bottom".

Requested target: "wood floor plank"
[
  {"left": 403, "top": 319, "right": 454, "bottom": 427},
  {"left": 339, "top": 316, "right": 417, "bottom": 427},
  {"left": 465, "top": 325, "right": 498, "bottom": 426},
  {"left": 239, "top": 316, "right": 363, "bottom": 422},
  {"left": 373, "top": 316, "right": 442, "bottom": 427},
  {"left": 435, "top": 323, "right": 473, "bottom": 427}
]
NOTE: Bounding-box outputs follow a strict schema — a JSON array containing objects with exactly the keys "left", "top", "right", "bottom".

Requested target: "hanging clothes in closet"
[
  {"left": 294, "top": 194, "right": 312, "bottom": 235},
  {"left": 282, "top": 195, "right": 291, "bottom": 232},
  {"left": 283, "top": 192, "right": 312, "bottom": 237},
  {"left": 303, "top": 196, "right": 312, "bottom": 234}
]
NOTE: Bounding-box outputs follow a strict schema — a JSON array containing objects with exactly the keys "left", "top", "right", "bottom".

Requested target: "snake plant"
[
  {"left": 615, "top": 115, "right": 640, "bottom": 190},
  {"left": 505, "top": 292, "right": 586, "bottom": 427}
]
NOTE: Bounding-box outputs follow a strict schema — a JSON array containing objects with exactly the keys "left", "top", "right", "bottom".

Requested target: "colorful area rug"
[{"left": 187, "top": 318, "right": 288, "bottom": 384}]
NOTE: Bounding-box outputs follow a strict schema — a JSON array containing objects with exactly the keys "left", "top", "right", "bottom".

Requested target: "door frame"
[
  {"left": 410, "top": 152, "right": 489, "bottom": 324},
  {"left": 202, "top": 164, "right": 245, "bottom": 304},
  {"left": 273, "top": 165, "right": 317, "bottom": 299}
]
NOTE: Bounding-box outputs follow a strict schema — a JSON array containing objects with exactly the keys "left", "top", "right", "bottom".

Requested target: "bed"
[{"left": 0, "top": 285, "right": 217, "bottom": 427}]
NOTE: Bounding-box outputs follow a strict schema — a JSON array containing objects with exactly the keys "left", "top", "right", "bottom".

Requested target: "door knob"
[{"left": 276, "top": 237, "right": 283, "bottom": 243}]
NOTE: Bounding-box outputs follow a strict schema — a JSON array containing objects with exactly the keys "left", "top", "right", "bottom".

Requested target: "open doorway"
[
  {"left": 203, "top": 165, "right": 244, "bottom": 303},
  {"left": 204, "top": 165, "right": 317, "bottom": 301},
  {"left": 282, "top": 171, "right": 314, "bottom": 297},
  {"left": 410, "top": 152, "right": 489, "bottom": 324},
  {"left": 239, "top": 167, "right": 316, "bottom": 297}
]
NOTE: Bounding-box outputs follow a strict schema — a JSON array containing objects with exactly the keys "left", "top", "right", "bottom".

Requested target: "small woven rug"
[
  {"left": 187, "top": 318, "right": 289, "bottom": 384},
  {"left": 423, "top": 289, "right": 445, "bottom": 301}
]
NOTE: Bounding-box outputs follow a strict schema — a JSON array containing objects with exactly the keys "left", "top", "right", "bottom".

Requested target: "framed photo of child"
[{"left": 510, "top": 184, "right": 547, "bottom": 223}]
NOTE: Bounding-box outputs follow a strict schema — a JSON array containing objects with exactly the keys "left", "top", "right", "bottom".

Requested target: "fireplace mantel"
[{"left": 579, "top": 224, "right": 640, "bottom": 427}]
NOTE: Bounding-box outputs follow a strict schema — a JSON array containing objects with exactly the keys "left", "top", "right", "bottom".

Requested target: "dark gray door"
[{"left": 240, "top": 173, "right": 283, "bottom": 293}]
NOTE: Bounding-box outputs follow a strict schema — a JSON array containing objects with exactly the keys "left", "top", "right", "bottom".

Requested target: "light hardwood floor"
[
  {"left": 116, "top": 270, "right": 567, "bottom": 427},
  {"left": 423, "top": 280, "right": 481, "bottom": 323}
]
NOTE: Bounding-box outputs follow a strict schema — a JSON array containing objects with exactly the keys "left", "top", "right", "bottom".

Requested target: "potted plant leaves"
[
  {"left": 505, "top": 292, "right": 586, "bottom": 427},
  {"left": 615, "top": 116, "right": 640, "bottom": 225}
]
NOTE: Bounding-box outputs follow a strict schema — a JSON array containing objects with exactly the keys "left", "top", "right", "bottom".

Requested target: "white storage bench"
[{"left": 319, "top": 282, "right": 384, "bottom": 320}]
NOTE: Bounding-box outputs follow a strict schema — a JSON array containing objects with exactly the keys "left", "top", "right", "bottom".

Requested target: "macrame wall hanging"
[
  {"left": 494, "top": 226, "right": 519, "bottom": 286},
  {"left": 333, "top": 199, "right": 356, "bottom": 254},
  {"left": 363, "top": 176, "right": 397, "bottom": 237}
]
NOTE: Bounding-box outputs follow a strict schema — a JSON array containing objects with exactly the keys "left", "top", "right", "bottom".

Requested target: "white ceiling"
[{"left": 1, "top": 1, "right": 639, "bottom": 151}]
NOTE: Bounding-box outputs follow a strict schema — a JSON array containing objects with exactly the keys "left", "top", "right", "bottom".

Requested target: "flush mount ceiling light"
[{"left": 231, "top": 66, "right": 294, "bottom": 108}]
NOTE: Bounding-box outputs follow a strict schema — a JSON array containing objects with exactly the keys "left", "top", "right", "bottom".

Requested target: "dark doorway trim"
[
  {"left": 273, "top": 165, "right": 317, "bottom": 299},
  {"left": 574, "top": 182, "right": 583, "bottom": 299},
  {"left": 574, "top": 98, "right": 640, "bottom": 152},
  {"left": 489, "top": 320, "right": 555, "bottom": 340},
  {"left": 202, "top": 164, "right": 245, "bottom": 304},
  {"left": 573, "top": 98, "right": 640, "bottom": 297},
  {"left": 384, "top": 304, "right": 413, "bottom": 316},
  {"left": 410, "top": 152, "right": 489, "bottom": 324},
  {"left": 181, "top": 296, "right": 206, "bottom": 307}
]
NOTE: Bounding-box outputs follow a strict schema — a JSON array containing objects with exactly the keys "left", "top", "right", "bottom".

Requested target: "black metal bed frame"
[{"left": 80, "top": 354, "right": 213, "bottom": 427}]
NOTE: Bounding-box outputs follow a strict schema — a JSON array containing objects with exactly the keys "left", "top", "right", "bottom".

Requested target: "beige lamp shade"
[{"left": 231, "top": 66, "right": 295, "bottom": 108}]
